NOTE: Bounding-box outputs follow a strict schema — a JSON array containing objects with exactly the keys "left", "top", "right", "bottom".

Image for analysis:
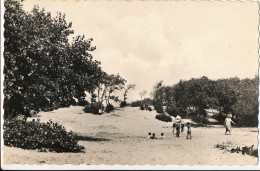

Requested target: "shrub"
[
  {"left": 83, "top": 102, "right": 102, "bottom": 114},
  {"left": 3, "top": 118, "right": 85, "bottom": 153},
  {"left": 192, "top": 116, "right": 209, "bottom": 124},
  {"left": 140, "top": 106, "right": 145, "bottom": 110},
  {"left": 130, "top": 98, "right": 153, "bottom": 107},
  {"left": 120, "top": 101, "right": 128, "bottom": 108},
  {"left": 153, "top": 101, "right": 164, "bottom": 114},
  {"left": 77, "top": 99, "right": 90, "bottom": 106},
  {"left": 147, "top": 106, "right": 152, "bottom": 111},
  {"left": 166, "top": 105, "right": 179, "bottom": 117},
  {"left": 233, "top": 114, "right": 258, "bottom": 127},
  {"left": 70, "top": 99, "right": 77, "bottom": 106},
  {"left": 155, "top": 113, "right": 172, "bottom": 122},
  {"left": 106, "top": 104, "right": 114, "bottom": 113}
]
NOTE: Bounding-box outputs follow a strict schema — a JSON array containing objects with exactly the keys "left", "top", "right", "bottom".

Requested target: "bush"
[
  {"left": 83, "top": 102, "right": 102, "bottom": 114},
  {"left": 192, "top": 116, "right": 209, "bottom": 124},
  {"left": 3, "top": 118, "right": 85, "bottom": 153},
  {"left": 120, "top": 101, "right": 128, "bottom": 108},
  {"left": 77, "top": 99, "right": 90, "bottom": 106},
  {"left": 153, "top": 101, "right": 164, "bottom": 114},
  {"left": 155, "top": 113, "right": 172, "bottom": 122},
  {"left": 233, "top": 114, "right": 258, "bottom": 127},
  {"left": 130, "top": 98, "right": 153, "bottom": 107},
  {"left": 106, "top": 104, "right": 114, "bottom": 113},
  {"left": 140, "top": 106, "right": 145, "bottom": 110},
  {"left": 147, "top": 106, "right": 152, "bottom": 111},
  {"left": 166, "top": 105, "right": 179, "bottom": 117}
]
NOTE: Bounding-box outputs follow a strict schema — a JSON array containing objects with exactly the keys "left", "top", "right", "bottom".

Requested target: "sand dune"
[{"left": 3, "top": 106, "right": 258, "bottom": 165}]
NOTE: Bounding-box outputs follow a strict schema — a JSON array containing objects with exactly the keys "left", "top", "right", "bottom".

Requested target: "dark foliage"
[
  {"left": 152, "top": 76, "right": 258, "bottom": 126},
  {"left": 130, "top": 98, "right": 153, "bottom": 107},
  {"left": 140, "top": 106, "right": 145, "bottom": 110},
  {"left": 191, "top": 116, "right": 209, "bottom": 125},
  {"left": 155, "top": 113, "right": 172, "bottom": 122},
  {"left": 120, "top": 101, "right": 128, "bottom": 108},
  {"left": 83, "top": 102, "right": 103, "bottom": 115},
  {"left": 153, "top": 101, "right": 164, "bottom": 114},
  {"left": 77, "top": 99, "right": 90, "bottom": 106},
  {"left": 4, "top": 1, "right": 104, "bottom": 118},
  {"left": 4, "top": 118, "right": 85, "bottom": 153},
  {"left": 106, "top": 103, "right": 114, "bottom": 113},
  {"left": 216, "top": 144, "right": 258, "bottom": 158}
]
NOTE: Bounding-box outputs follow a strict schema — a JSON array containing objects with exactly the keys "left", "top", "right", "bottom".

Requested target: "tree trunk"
[
  {"left": 107, "top": 91, "right": 111, "bottom": 105},
  {"left": 97, "top": 83, "right": 100, "bottom": 103},
  {"left": 123, "top": 91, "right": 127, "bottom": 102}
]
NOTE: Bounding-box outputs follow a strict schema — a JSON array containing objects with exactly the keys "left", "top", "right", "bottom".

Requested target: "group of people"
[
  {"left": 147, "top": 114, "right": 235, "bottom": 140},
  {"left": 172, "top": 115, "right": 192, "bottom": 139},
  {"left": 147, "top": 132, "right": 165, "bottom": 139}
]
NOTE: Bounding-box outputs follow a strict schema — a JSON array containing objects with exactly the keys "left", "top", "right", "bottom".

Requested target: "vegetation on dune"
[
  {"left": 215, "top": 143, "right": 258, "bottom": 158},
  {"left": 130, "top": 98, "right": 153, "bottom": 107},
  {"left": 139, "top": 90, "right": 147, "bottom": 100},
  {"left": 3, "top": 0, "right": 136, "bottom": 152},
  {"left": 4, "top": 118, "right": 85, "bottom": 153},
  {"left": 152, "top": 76, "right": 258, "bottom": 127},
  {"left": 155, "top": 113, "right": 172, "bottom": 122},
  {"left": 4, "top": 1, "right": 135, "bottom": 118},
  {"left": 120, "top": 84, "right": 136, "bottom": 107},
  {"left": 83, "top": 102, "right": 103, "bottom": 115},
  {"left": 4, "top": 0, "right": 100, "bottom": 117}
]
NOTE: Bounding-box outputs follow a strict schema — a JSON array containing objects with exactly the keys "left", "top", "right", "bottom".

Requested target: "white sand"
[{"left": 3, "top": 106, "right": 258, "bottom": 165}]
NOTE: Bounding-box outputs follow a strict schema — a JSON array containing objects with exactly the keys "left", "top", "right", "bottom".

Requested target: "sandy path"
[{"left": 3, "top": 106, "right": 258, "bottom": 165}]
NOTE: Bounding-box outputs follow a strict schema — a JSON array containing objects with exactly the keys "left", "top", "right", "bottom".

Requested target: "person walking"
[{"left": 224, "top": 114, "right": 235, "bottom": 135}]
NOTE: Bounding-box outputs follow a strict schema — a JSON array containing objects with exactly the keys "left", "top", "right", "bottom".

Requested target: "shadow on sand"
[{"left": 75, "top": 134, "right": 110, "bottom": 142}]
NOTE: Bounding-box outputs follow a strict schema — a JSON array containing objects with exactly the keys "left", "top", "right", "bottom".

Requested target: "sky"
[{"left": 22, "top": 0, "right": 259, "bottom": 102}]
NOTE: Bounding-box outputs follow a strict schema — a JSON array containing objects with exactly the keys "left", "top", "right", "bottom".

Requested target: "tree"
[
  {"left": 105, "top": 74, "right": 126, "bottom": 105},
  {"left": 139, "top": 90, "right": 147, "bottom": 100},
  {"left": 4, "top": 0, "right": 104, "bottom": 117},
  {"left": 123, "top": 84, "right": 136, "bottom": 103},
  {"left": 152, "top": 81, "right": 165, "bottom": 114},
  {"left": 228, "top": 76, "right": 258, "bottom": 126},
  {"left": 214, "top": 79, "right": 237, "bottom": 114}
]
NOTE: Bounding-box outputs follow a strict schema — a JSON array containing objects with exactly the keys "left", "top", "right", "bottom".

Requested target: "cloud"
[{"left": 22, "top": 0, "right": 259, "bottom": 102}]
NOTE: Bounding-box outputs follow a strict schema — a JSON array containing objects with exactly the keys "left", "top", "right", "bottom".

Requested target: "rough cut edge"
[
  {"left": 0, "top": 0, "right": 259, "bottom": 170},
  {"left": 1, "top": 0, "right": 5, "bottom": 170}
]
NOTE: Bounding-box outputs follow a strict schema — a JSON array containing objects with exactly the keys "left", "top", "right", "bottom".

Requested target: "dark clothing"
[
  {"left": 181, "top": 124, "right": 184, "bottom": 133},
  {"left": 176, "top": 123, "right": 181, "bottom": 137}
]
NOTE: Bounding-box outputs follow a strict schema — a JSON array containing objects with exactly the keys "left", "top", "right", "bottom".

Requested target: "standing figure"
[
  {"left": 186, "top": 122, "right": 192, "bottom": 139},
  {"left": 224, "top": 114, "right": 235, "bottom": 135},
  {"left": 176, "top": 115, "right": 181, "bottom": 122},
  {"left": 176, "top": 122, "right": 181, "bottom": 137},
  {"left": 181, "top": 120, "right": 185, "bottom": 134},
  {"left": 172, "top": 122, "right": 177, "bottom": 134}
]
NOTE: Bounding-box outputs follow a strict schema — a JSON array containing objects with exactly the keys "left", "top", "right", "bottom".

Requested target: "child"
[
  {"left": 160, "top": 133, "right": 165, "bottom": 139},
  {"left": 176, "top": 115, "right": 181, "bottom": 122},
  {"left": 186, "top": 122, "right": 192, "bottom": 139},
  {"left": 176, "top": 122, "right": 181, "bottom": 137},
  {"left": 224, "top": 114, "right": 235, "bottom": 135},
  {"left": 147, "top": 132, "right": 152, "bottom": 139},
  {"left": 172, "top": 122, "right": 177, "bottom": 134},
  {"left": 181, "top": 120, "right": 185, "bottom": 134},
  {"left": 151, "top": 133, "right": 157, "bottom": 139}
]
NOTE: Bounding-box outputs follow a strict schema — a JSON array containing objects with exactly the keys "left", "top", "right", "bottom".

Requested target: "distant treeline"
[
  {"left": 4, "top": 1, "right": 131, "bottom": 118},
  {"left": 152, "top": 76, "right": 258, "bottom": 127}
]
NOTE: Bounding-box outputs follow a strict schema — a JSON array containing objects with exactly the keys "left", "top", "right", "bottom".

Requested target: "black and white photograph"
[{"left": 1, "top": 0, "right": 259, "bottom": 168}]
